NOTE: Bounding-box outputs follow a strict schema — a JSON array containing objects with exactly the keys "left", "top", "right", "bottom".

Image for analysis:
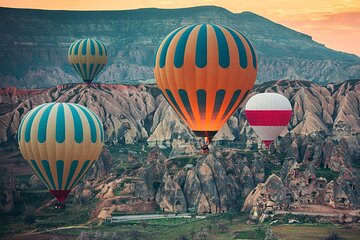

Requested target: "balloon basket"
[{"left": 54, "top": 202, "right": 66, "bottom": 210}]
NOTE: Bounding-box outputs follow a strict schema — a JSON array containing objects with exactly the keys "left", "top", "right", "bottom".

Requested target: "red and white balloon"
[{"left": 245, "top": 93, "right": 292, "bottom": 148}]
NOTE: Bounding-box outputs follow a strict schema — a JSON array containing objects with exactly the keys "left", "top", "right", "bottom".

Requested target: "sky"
[{"left": 1, "top": 0, "right": 359, "bottom": 56}]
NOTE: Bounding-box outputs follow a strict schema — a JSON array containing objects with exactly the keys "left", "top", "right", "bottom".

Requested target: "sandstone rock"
[
  {"left": 242, "top": 174, "right": 290, "bottom": 221},
  {"left": 155, "top": 172, "right": 187, "bottom": 213}
]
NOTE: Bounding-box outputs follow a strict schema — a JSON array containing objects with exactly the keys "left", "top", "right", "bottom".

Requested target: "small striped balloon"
[
  {"left": 68, "top": 38, "right": 108, "bottom": 83},
  {"left": 18, "top": 103, "right": 104, "bottom": 202},
  {"left": 154, "top": 24, "right": 258, "bottom": 142},
  {"left": 245, "top": 93, "right": 292, "bottom": 148}
]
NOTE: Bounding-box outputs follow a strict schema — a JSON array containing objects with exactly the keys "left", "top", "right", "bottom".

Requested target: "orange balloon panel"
[{"left": 154, "top": 24, "right": 257, "bottom": 140}]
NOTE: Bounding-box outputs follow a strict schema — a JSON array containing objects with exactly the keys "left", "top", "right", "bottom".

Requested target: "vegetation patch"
[{"left": 315, "top": 168, "right": 338, "bottom": 181}]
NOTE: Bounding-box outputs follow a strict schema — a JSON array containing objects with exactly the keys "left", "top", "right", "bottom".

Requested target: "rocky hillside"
[
  {"left": 1, "top": 6, "right": 360, "bottom": 88},
  {"left": 0, "top": 80, "right": 359, "bottom": 221},
  {"left": 0, "top": 80, "right": 358, "bottom": 146}
]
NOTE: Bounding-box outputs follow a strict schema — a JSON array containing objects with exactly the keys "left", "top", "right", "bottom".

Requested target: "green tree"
[
  {"left": 23, "top": 206, "right": 36, "bottom": 228},
  {"left": 218, "top": 224, "right": 228, "bottom": 233},
  {"left": 141, "top": 220, "right": 148, "bottom": 229}
]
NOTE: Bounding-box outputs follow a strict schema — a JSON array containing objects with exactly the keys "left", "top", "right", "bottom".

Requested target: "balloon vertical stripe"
[
  {"left": 178, "top": 89, "right": 196, "bottom": 124},
  {"left": 56, "top": 160, "right": 64, "bottom": 190},
  {"left": 87, "top": 109, "right": 104, "bottom": 142},
  {"left": 236, "top": 31, "right": 257, "bottom": 69},
  {"left": 18, "top": 110, "right": 31, "bottom": 141},
  {"left": 64, "top": 160, "right": 79, "bottom": 190},
  {"left": 69, "top": 41, "right": 76, "bottom": 55},
  {"left": 223, "top": 26, "right": 248, "bottom": 68},
  {"left": 104, "top": 44, "right": 108, "bottom": 56},
  {"left": 42, "top": 160, "right": 56, "bottom": 190},
  {"left": 174, "top": 25, "right": 196, "bottom": 68},
  {"left": 92, "top": 64, "right": 105, "bottom": 80},
  {"left": 74, "top": 40, "right": 81, "bottom": 55},
  {"left": 75, "top": 63, "right": 85, "bottom": 80},
  {"left": 82, "top": 63, "right": 88, "bottom": 79},
  {"left": 165, "top": 90, "right": 185, "bottom": 119},
  {"left": 94, "top": 39, "right": 103, "bottom": 56},
  {"left": 195, "top": 25, "right": 207, "bottom": 68},
  {"left": 25, "top": 105, "right": 46, "bottom": 143},
  {"left": 38, "top": 103, "right": 55, "bottom": 143},
  {"left": 89, "top": 64, "right": 95, "bottom": 79},
  {"left": 211, "top": 24, "right": 230, "bottom": 68},
  {"left": 211, "top": 90, "right": 226, "bottom": 121},
  {"left": 90, "top": 39, "right": 95, "bottom": 55},
  {"left": 69, "top": 160, "right": 90, "bottom": 189},
  {"left": 221, "top": 90, "right": 241, "bottom": 121},
  {"left": 159, "top": 27, "right": 186, "bottom": 68},
  {"left": 77, "top": 105, "right": 97, "bottom": 143},
  {"left": 30, "top": 160, "right": 51, "bottom": 189},
  {"left": 68, "top": 104, "right": 83, "bottom": 143},
  {"left": 196, "top": 89, "right": 206, "bottom": 121},
  {"left": 56, "top": 104, "right": 66, "bottom": 143},
  {"left": 82, "top": 39, "right": 87, "bottom": 55}
]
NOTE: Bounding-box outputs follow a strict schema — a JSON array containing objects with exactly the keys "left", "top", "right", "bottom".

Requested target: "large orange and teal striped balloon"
[
  {"left": 154, "top": 24, "right": 258, "bottom": 142},
  {"left": 18, "top": 103, "right": 104, "bottom": 202},
  {"left": 68, "top": 38, "right": 108, "bottom": 83}
]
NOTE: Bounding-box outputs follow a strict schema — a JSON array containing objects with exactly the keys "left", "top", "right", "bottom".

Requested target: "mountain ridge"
[{"left": 0, "top": 5, "right": 359, "bottom": 88}]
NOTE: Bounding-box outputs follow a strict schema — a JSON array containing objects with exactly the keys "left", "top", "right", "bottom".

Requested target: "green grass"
[
  {"left": 4, "top": 209, "right": 360, "bottom": 240},
  {"left": 233, "top": 228, "right": 266, "bottom": 239},
  {"left": 264, "top": 160, "right": 282, "bottom": 178},
  {"left": 315, "top": 168, "right": 339, "bottom": 181},
  {"left": 52, "top": 212, "right": 266, "bottom": 240},
  {"left": 35, "top": 204, "right": 93, "bottom": 230},
  {"left": 351, "top": 157, "right": 360, "bottom": 169},
  {"left": 15, "top": 174, "right": 32, "bottom": 183},
  {"left": 168, "top": 155, "right": 199, "bottom": 169},
  {"left": 272, "top": 224, "right": 360, "bottom": 240}
]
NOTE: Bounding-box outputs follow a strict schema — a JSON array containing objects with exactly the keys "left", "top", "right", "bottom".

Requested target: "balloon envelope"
[
  {"left": 245, "top": 93, "right": 292, "bottom": 148},
  {"left": 18, "top": 103, "right": 104, "bottom": 202},
  {"left": 68, "top": 38, "right": 108, "bottom": 83},
  {"left": 154, "top": 24, "right": 258, "bottom": 141}
]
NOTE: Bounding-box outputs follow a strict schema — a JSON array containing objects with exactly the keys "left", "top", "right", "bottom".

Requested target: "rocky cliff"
[
  {"left": 0, "top": 80, "right": 359, "bottom": 219},
  {"left": 1, "top": 6, "right": 360, "bottom": 88}
]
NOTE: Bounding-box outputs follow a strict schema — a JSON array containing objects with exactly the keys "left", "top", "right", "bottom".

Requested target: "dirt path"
[
  {"left": 6, "top": 224, "right": 90, "bottom": 240},
  {"left": 276, "top": 204, "right": 360, "bottom": 217},
  {"left": 108, "top": 213, "right": 206, "bottom": 223}
]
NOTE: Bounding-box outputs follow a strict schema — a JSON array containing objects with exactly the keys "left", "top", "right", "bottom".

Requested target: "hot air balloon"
[
  {"left": 154, "top": 24, "right": 258, "bottom": 150},
  {"left": 68, "top": 38, "right": 108, "bottom": 84},
  {"left": 245, "top": 93, "right": 292, "bottom": 148},
  {"left": 18, "top": 103, "right": 104, "bottom": 205}
]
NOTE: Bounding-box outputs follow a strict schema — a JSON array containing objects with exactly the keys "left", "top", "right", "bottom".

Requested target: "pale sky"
[{"left": 1, "top": 0, "right": 359, "bottom": 56}]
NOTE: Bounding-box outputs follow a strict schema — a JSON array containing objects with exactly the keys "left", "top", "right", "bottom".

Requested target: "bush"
[{"left": 325, "top": 231, "right": 340, "bottom": 240}]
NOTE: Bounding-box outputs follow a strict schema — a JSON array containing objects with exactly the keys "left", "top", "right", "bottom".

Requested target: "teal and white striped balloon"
[
  {"left": 18, "top": 103, "right": 104, "bottom": 202},
  {"left": 68, "top": 38, "right": 108, "bottom": 83}
]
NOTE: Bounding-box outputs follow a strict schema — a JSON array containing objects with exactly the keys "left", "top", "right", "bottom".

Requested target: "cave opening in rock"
[{"left": 175, "top": 200, "right": 181, "bottom": 206}]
